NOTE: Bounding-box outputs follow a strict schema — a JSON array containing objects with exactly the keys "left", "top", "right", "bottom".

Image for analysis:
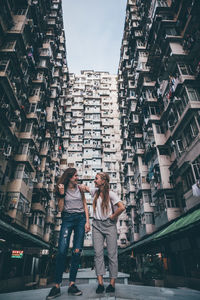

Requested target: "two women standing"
[{"left": 46, "top": 169, "right": 125, "bottom": 299}]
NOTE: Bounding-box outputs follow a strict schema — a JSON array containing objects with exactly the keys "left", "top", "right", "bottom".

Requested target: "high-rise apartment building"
[
  {"left": 118, "top": 0, "right": 200, "bottom": 279},
  {"left": 0, "top": 0, "right": 69, "bottom": 287},
  {"left": 61, "top": 70, "right": 127, "bottom": 248}
]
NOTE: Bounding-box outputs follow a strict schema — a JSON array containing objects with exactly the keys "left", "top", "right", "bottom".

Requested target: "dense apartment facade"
[
  {"left": 118, "top": 0, "right": 200, "bottom": 283},
  {"left": 64, "top": 70, "right": 126, "bottom": 248},
  {"left": 0, "top": 0, "right": 69, "bottom": 289}
]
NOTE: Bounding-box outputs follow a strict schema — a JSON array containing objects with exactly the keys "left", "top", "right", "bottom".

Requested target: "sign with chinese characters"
[{"left": 11, "top": 250, "right": 24, "bottom": 259}]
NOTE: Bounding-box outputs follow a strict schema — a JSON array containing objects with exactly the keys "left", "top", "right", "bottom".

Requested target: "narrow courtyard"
[{"left": 0, "top": 0, "right": 200, "bottom": 299}]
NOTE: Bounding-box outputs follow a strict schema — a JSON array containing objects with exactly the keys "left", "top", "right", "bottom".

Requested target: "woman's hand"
[
  {"left": 79, "top": 184, "right": 90, "bottom": 192},
  {"left": 109, "top": 214, "right": 116, "bottom": 221},
  {"left": 85, "top": 222, "right": 90, "bottom": 233},
  {"left": 58, "top": 184, "right": 65, "bottom": 195}
]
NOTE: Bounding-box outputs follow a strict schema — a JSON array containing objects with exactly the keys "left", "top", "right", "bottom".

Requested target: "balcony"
[
  {"left": 126, "top": 185, "right": 135, "bottom": 193},
  {"left": 7, "top": 14, "right": 29, "bottom": 48},
  {"left": 124, "top": 156, "right": 133, "bottom": 164},
  {"left": 18, "top": 131, "right": 36, "bottom": 142},
  {"left": 170, "top": 101, "right": 200, "bottom": 138},
  {"left": 134, "top": 147, "right": 145, "bottom": 155},
  {"left": 143, "top": 202, "right": 154, "bottom": 213},
  {"left": 31, "top": 202, "right": 46, "bottom": 214},
  {"left": 15, "top": 209, "right": 29, "bottom": 228},
  {"left": 45, "top": 215, "right": 54, "bottom": 224},
  {"left": 0, "top": 59, "right": 21, "bottom": 108},
  {"left": 32, "top": 72, "right": 47, "bottom": 88},
  {"left": 0, "top": 2, "right": 13, "bottom": 31},
  {"left": 162, "top": 42, "right": 187, "bottom": 76},
  {"left": 144, "top": 113, "right": 161, "bottom": 126},
  {"left": 29, "top": 224, "right": 43, "bottom": 237},
  {"left": 6, "top": 180, "right": 31, "bottom": 201},
  {"left": 40, "top": 147, "right": 48, "bottom": 156},
  {"left": 127, "top": 199, "right": 136, "bottom": 207},
  {"left": 14, "top": 154, "right": 34, "bottom": 172}
]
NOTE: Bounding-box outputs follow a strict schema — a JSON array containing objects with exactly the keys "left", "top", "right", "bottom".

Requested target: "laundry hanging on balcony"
[{"left": 192, "top": 180, "right": 200, "bottom": 197}]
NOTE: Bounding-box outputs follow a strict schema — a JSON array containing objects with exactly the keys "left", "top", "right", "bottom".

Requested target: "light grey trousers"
[{"left": 92, "top": 218, "right": 118, "bottom": 279}]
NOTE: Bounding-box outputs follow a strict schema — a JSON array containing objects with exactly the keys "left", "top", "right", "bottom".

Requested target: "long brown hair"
[
  {"left": 93, "top": 172, "right": 110, "bottom": 214},
  {"left": 55, "top": 168, "right": 77, "bottom": 195}
]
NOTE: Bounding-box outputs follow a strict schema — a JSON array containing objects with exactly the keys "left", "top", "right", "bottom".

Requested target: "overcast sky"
[{"left": 62, "top": 0, "right": 127, "bottom": 75}]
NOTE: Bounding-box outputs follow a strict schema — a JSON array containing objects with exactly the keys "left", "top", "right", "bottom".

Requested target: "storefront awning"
[
  {"left": 0, "top": 219, "right": 50, "bottom": 249},
  {"left": 119, "top": 208, "right": 200, "bottom": 255}
]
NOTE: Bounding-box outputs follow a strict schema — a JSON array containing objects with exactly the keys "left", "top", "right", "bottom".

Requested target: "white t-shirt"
[{"left": 90, "top": 188, "right": 121, "bottom": 220}]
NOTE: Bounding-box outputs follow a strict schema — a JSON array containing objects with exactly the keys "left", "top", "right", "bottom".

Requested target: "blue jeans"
[{"left": 54, "top": 212, "right": 86, "bottom": 283}]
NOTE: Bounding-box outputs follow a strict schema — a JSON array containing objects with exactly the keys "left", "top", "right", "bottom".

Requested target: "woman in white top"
[{"left": 81, "top": 172, "right": 125, "bottom": 294}]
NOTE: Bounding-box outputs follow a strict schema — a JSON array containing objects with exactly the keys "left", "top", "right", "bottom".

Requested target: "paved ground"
[
  {"left": 63, "top": 268, "right": 130, "bottom": 284},
  {"left": 0, "top": 283, "right": 200, "bottom": 300}
]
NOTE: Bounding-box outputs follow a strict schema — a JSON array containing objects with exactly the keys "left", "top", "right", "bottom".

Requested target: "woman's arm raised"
[{"left": 79, "top": 184, "right": 90, "bottom": 193}]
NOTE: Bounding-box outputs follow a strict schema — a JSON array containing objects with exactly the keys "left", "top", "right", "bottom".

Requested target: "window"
[
  {"left": 168, "top": 112, "right": 176, "bottom": 130},
  {"left": 159, "top": 147, "right": 169, "bottom": 156},
  {"left": 178, "top": 63, "right": 192, "bottom": 75},
  {"left": 165, "top": 27, "right": 178, "bottom": 36},
  {"left": 176, "top": 139, "right": 185, "bottom": 153},
  {"left": 187, "top": 87, "right": 199, "bottom": 102},
  {"left": 45, "top": 225, "right": 50, "bottom": 234},
  {"left": 14, "top": 164, "right": 24, "bottom": 179},
  {"left": 184, "top": 118, "right": 198, "bottom": 146},
  {"left": 145, "top": 213, "right": 155, "bottom": 224},
  {"left": 139, "top": 51, "right": 148, "bottom": 57},
  {"left": 135, "top": 30, "right": 142, "bottom": 36},
  {"left": 183, "top": 166, "right": 195, "bottom": 192},
  {"left": 38, "top": 59, "right": 47, "bottom": 68},
  {"left": 165, "top": 193, "right": 176, "bottom": 208},
  {"left": 143, "top": 192, "right": 152, "bottom": 203},
  {"left": 192, "top": 156, "right": 200, "bottom": 180},
  {"left": 23, "top": 167, "right": 30, "bottom": 185},
  {"left": 156, "top": 124, "right": 164, "bottom": 134},
  {"left": 146, "top": 90, "right": 153, "bottom": 99},
  {"left": 137, "top": 40, "right": 145, "bottom": 47},
  {"left": 28, "top": 103, "right": 36, "bottom": 113},
  {"left": 129, "top": 90, "right": 135, "bottom": 97},
  {"left": 149, "top": 106, "right": 160, "bottom": 115},
  {"left": 14, "top": 8, "right": 27, "bottom": 15},
  {"left": 157, "top": 0, "right": 168, "bottom": 7},
  {"left": 176, "top": 99, "right": 186, "bottom": 116},
  {"left": 136, "top": 141, "right": 144, "bottom": 149},
  {"left": 137, "top": 62, "right": 148, "bottom": 70},
  {"left": 195, "top": 110, "right": 200, "bottom": 128},
  {"left": 24, "top": 123, "right": 32, "bottom": 132},
  {"left": 17, "top": 194, "right": 29, "bottom": 213},
  {"left": 142, "top": 158, "right": 146, "bottom": 165},
  {"left": 18, "top": 143, "right": 29, "bottom": 154},
  {"left": 2, "top": 40, "right": 16, "bottom": 50},
  {"left": 142, "top": 176, "right": 146, "bottom": 183}
]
